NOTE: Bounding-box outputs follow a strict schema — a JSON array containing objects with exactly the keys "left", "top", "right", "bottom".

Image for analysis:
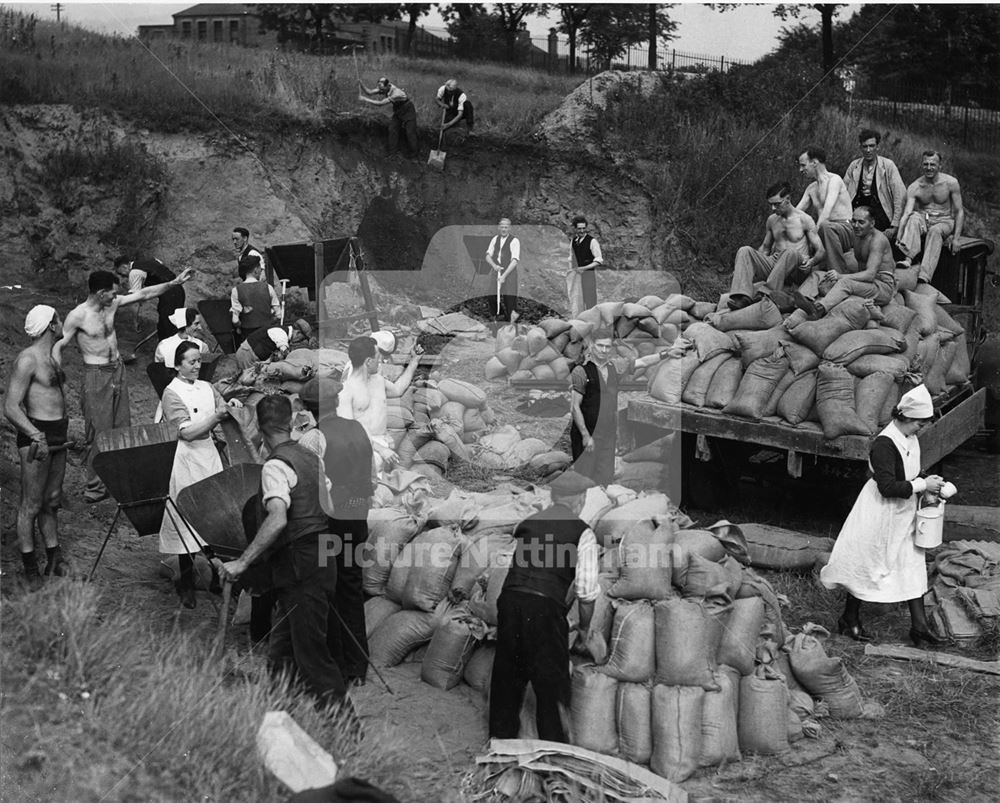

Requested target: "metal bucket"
[{"left": 915, "top": 502, "right": 945, "bottom": 549}]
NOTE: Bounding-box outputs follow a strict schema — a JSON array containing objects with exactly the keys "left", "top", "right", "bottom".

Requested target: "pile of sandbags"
[
  {"left": 467, "top": 424, "right": 571, "bottom": 479},
  {"left": 485, "top": 296, "right": 721, "bottom": 384},
  {"left": 566, "top": 516, "right": 864, "bottom": 783},
  {"left": 387, "top": 377, "right": 499, "bottom": 478},
  {"left": 643, "top": 284, "right": 971, "bottom": 440}
]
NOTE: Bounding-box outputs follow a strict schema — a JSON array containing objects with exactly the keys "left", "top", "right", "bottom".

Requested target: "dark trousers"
[
  {"left": 267, "top": 538, "right": 346, "bottom": 706},
  {"left": 580, "top": 268, "right": 597, "bottom": 309},
  {"left": 389, "top": 107, "right": 419, "bottom": 156},
  {"left": 498, "top": 270, "right": 518, "bottom": 322},
  {"left": 326, "top": 509, "right": 370, "bottom": 681},
  {"left": 489, "top": 589, "right": 570, "bottom": 743}
]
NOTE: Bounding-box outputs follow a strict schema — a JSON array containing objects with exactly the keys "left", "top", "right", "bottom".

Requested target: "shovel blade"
[{"left": 427, "top": 149, "right": 446, "bottom": 170}]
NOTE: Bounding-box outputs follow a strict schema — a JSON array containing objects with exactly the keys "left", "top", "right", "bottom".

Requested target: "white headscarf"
[
  {"left": 267, "top": 327, "right": 290, "bottom": 350},
  {"left": 168, "top": 308, "right": 189, "bottom": 330},
  {"left": 897, "top": 384, "right": 934, "bottom": 419},
  {"left": 24, "top": 305, "right": 56, "bottom": 337}
]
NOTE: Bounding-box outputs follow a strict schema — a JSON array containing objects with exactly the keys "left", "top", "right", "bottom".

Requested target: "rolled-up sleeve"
[
  {"left": 230, "top": 285, "right": 242, "bottom": 316},
  {"left": 574, "top": 528, "right": 600, "bottom": 602},
  {"left": 590, "top": 238, "right": 603, "bottom": 265},
  {"left": 509, "top": 237, "right": 521, "bottom": 262},
  {"left": 261, "top": 459, "right": 295, "bottom": 508}
]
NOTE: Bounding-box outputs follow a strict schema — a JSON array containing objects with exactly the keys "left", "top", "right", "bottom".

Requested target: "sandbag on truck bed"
[
  {"left": 816, "top": 362, "right": 871, "bottom": 438},
  {"left": 723, "top": 350, "right": 790, "bottom": 421}
]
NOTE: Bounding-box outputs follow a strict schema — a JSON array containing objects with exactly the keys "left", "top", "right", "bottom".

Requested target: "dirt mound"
[{"left": 533, "top": 70, "right": 665, "bottom": 153}]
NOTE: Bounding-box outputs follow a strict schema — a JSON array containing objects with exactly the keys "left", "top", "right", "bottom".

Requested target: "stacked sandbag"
[
  {"left": 362, "top": 508, "right": 427, "bottom": 596},
  {"left": 565, "top": 514, "right": 791, "bottom": 782},
  {"left": 470, "top": 425, "right": 551, "bottom": 471}
]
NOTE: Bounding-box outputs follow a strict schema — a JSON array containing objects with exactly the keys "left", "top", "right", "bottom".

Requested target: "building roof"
[{"left": 173, "top": 4, "right": 256, "bottom": 18}]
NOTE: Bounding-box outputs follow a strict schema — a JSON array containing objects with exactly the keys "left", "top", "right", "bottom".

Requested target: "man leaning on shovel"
[{"left": 485, "top": 217, "right": 521, "bottom": 322}]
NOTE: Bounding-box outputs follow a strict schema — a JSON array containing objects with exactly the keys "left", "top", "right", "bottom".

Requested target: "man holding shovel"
[
  {"left": 5, "top": 305, "right": 71, "bottom": 585},
  {"left": 485, "top": 218, "right": 521, "bottom": 322},
  {"left": 435, "top": 78, "right": 474, "bottom": 137},
  {"left": 54, "top": 268, "right": 192, "bottom": 502}
]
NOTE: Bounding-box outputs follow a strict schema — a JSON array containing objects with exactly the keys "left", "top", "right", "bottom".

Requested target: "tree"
[
  {"left": 578, "top": 4, "right": 676, "bottom": 68},
  {"left": 257, "top": 4, "right": 345, "bottom": 49},
  {"left": 556, "top": 4, "right": 590, "bottom": 74},
  {"left": 402, "top": 4, "right": 433, "bottom": 55},
  {"left": 772, "top": 3, "right": 845, "bottom": 73},
  {"left": 495, "top": 3, "right": 544, "bottom": 63},
  {"left": 439, "top": 3, "right": 486, "bottom": 25}
]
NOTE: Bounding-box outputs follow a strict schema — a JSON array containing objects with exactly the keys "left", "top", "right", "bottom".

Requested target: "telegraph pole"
[{"left": 51, "top": 3, "right": 62, "bottom": 22}]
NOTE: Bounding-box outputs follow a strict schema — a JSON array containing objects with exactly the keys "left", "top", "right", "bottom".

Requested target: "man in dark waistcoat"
[
  {"left": 230, "top": 254, "right": 279, "bottom": 345},
  {"left": 358, "top": 77, "right": 419, "bottom": 157},
  {"left": 843, "top": 129, "right": 906, "bottom": 241},
  {"left": 489, "top": 470, "right": 600, "bottom": 743},
  {"left": 220, "top": 395, "right": 352, "bottom": 712},
  {"left": 298, "top": 377, "right": 375, "bottom": 686},
  {"left": 485, "top": 218, "right": 521, "bottom": 322},
  {"left": 113, "top": 255, "right": 184, "bottom": 339},
  {"left": 569, "top": 330, "right": 672, "bottom": 484},
  {"left": 436, "top": 78, "right": 474, "bottom": 137},
  {"left": 569, "top": 215, "right": 604, "bottom": 312}
]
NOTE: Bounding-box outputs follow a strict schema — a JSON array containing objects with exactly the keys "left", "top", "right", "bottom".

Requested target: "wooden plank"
[
  {"left": 627, "top": 399, "right": 873, "bottom": 461},
  {"left": 864, "top": 643, "right": 1000, "bottom": 675},
  {"left": 510, "top": 379, "right": 645, "bottom": 392},
  {"left": 918, "top": 388, "right": 985, "bottom": 469}
]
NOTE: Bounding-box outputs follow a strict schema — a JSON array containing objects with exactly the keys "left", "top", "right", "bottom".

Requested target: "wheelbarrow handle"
[{"left": 27, "top": 440, "right": 77, "bottom": 462}]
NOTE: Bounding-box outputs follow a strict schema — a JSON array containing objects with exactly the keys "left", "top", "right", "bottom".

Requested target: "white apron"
[
  {"left": 566, "top": 270, "right": 585, "bottom": 318},
  {"left": 820, "top": 421, "right": 926, "bottom": 602},
  {"left": 158, "top": 378, "right": 224, "bottom": 554}
]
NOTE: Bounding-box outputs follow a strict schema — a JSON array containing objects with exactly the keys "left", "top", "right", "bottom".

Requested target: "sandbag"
[
  {"left": 369, "top": 608, "right": 439, "bottom": 667},
  {"left": 879, "top": 381, "right": 901, "bottom": 428},
  {"left": 530, "top": 363, "right": 556, "bottom": 381},
  {"left": 617, "top": 683, "right": 653, "bottom": 764},
  {"left": 633, "top": 317, "right": 661, "bottom": 339},
  {"left": 917, "top": 331, "right": 942, "bottom": 381},
  {"left": 463, "top": 407, "right": 487, "bottom": 434},
  {"left": 478, "top": 425, "right": 521, "bottom": 455},
  {"left": 823, "top": 328, "right": 905, "bottom": 364},
  {"left": 895, "top": 264, "right": 920, "bottom": 292},
  {"left": 609, "top": 520, "right": 675, "bottom": 600},
  {"left": 362, "top": 508, "right": 425, "bottom": 596},
  {"left": 525, "top": 327, "right": 548, "bottom": 356},
  {"left": 615, "top": 461, "right": 666, "bottom": 492},
  {"left": 699, "top": 667, "right": 741, "bottom": 767},
  {"left": 724, "top": 351, "right": 790, "bottom": 420},
  {"left": 538, "top": 317, "right": 572, "bottom": 339},
  {"left": 650, "top": 685, "right": 705, "bottom": 782},
  {"left": 738, "top": 668, "right": 790, "bottom": 754},
  {"left": 648, "top": 352, "right": 700, "bottom": 404},
  {"left": 569, "top": 665, "right": 619, "bottom": 754},
  {"left": 601, "top": 600, "right": 656, "bottom": 682},
  {"left": 677, "top": 552, "right": 733, "bottom": 601},
  {"left": 463, "top": 644, "right": 494, "bottom": 692},
  {"left": 550, "top": 356, "right": 571, "bottom": 381},
  {"left": 450, "top": 530, "right": 516, "bottom": 599},
  {"left": 777, "top": 370, "right": 817, "bottom": 425},
  {"left": 654, "top": 598, "right": 721, "bottom": 690},
  {"left": 395, "top": 526, "right": 465, "bottom": 612},
  {"left": 691, "top": 300, "right": 716, "bottom": 319},
  {"left": 946, "top": 333, "right": 971, "bottom": 385},
  {"left": 783, "top": 341, "right": 821, "bottom": 376},
  {"left": 412, "top": 386, "right": 444, "bottom": 413},
  {"left": 438, "top": 378, "right": 487, "bottom": 409},
  {"left": 549, "top": 331, "right": 571, "bottom": 354},
  {"left": 705, "top": 295, "right": 782, "bottom": 332},
  {"left": 683, "top": 322, "right": 737, "bottom": 362},
  {"left": 763, "top": 368, "right": 797, "bottom": 418},
  {"left": 732, "top": 327, "right": 786, "bottom": 368},
  {"left": 421, "top": 610, "right": 479, "bottom": 690},
  {"left": 593, "top": 493, "right": 672, "bottom": 549},
  {"left": 717, "top": 597, "right": 766, "bottom": 676},
  {"left": 579, "top": 575, "right": 617, "bottom": 664},
  {"left": 569, "top": 316, "right": 598, "bottom": 340},
  {"left": 638, "top": 294, "right": 666, "bottom": 310},
  {"left": 787, "top": 632, "right": 863, "bottom": 718},
  {"left": 622, "top": 433, "right": 675, "bottom": 463},
  {"left": 622, "top": 302, "right": 654, "bottom": 321},
  {"left": 495, "top": 323, "right": 519, "bottom": 353},
  {"left": 787, "top": 315, "right": 853, "bottom": 356},
  {"left": 881, "top": 303, "right": 917, "bottom": 333},
  {"left": 816, "top": 362, "right": 870, "bottom": 438},
  {"left": 704, "top": 357, "right": 744, "bottom": 409},
  {"left": 846, "top": 353, "right": 909, "bottom": 379},
  {"left": 926, "top": 338, "right": 957, "bottom": 395},
  {"left": 674, "top": 528, "right": 728, "bottom": 563},
  {"left": 364, "top": 596, "right": 401, "bottom": 637},
  {"left": 855, "top": 371, "right": 896, "bottom": 433},
  {"left": 934, "top": 304, "right": 965, "bottom": 338},
  {"left": 681, "top": 353, "right": 731, "bottom": 407},
  {"left": 466, "top": 559, "right": 510, "bottom": 627},
  {"left": 904, "top": 289, "right": 938, "bottom": 336},
  {"left": 415, "top": 440, "right": 451, "bottom": 471},
  {"left": 506, "top": 437, "right": 551, "bottom": 467},
  {"left": 529, "top": 450, "right": 572, "bottom": 475}
]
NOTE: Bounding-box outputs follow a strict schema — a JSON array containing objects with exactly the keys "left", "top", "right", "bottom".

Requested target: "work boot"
[
  {"left": 727, "top": 293, "right": 753, "bottom": 311},
  {"left": 794, "top": 290, "right": 819, "bottom": 318}
]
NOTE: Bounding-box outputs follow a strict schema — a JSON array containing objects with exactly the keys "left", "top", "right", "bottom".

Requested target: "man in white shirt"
[
  {"left": 569, "top": 215, "right": 604, "bottom": 313},
  {"left": 485, "top": 218, "right": 521, "bottom": 322},
  {"left": 435, "top": 78, "right": 474, "bottom": 137},
  {"left": 232, "top": 227, "right": 265, "bottom": 274}
]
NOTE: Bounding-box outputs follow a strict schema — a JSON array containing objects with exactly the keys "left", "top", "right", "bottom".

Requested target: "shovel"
[
  {"left": 428, "top": 110, "right": 447, "bottom": 170},
  {"left": 123, "top": 330, "right": 157, "bottom": 364},
  {"left": 496, "top": 272, "right": 502, "bottom": 317}
]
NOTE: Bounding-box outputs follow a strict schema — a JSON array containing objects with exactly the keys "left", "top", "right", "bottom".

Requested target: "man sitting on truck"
[{"left": 727, "top": 181, "right": 825, "bottom": 310}]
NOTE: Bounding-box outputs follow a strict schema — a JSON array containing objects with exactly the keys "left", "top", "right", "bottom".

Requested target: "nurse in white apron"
[
  {"left": 159, "top": 340, "right": 243, "bottom": 608},
  {"left": 820, "top": 384, "right": 946, "bottom": 646}
]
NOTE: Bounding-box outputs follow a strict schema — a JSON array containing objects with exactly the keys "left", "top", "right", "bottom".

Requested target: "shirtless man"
[
  {"left": 896, "top": 151, "right": 965, "bottom": 283},
  {"left": 727, "top": 181, "right": 824, "bottom": 310},
  {"left": 5, "top": 306, "right": 70, "bottom": 585},
  {"left": 54, "top": 268, "right": 192, "bottom": 502},
  {"left": 801, "top": 206, "right": 896, "bottom": 318},
  {"left": 796, "top": 145, "right": 856, "bottom": 279},
  {"left": 337, "top": 335, "right": 422, "bottom": 474}
]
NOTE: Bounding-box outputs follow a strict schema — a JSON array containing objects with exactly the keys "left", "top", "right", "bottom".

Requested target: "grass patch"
[
  {"left": 0, "top": 9, "right": 581, "bottom": 138},
  {"left": 0, "top": 579, "right": 449, "bottom": 801}
]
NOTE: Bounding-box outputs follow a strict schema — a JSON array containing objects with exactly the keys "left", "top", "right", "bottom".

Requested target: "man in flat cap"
[
  {"left": 489, "top": 470, "right": 600, "bottom": 743},
  {"left": 299, "top": 376, "right": 375, "bottom": 686},
  {"left": 5, "top": 306, "right": 70, "bottom": 585}
]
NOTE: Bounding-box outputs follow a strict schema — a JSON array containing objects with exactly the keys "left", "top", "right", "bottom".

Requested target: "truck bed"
[{"left": 626, "top": 386, "right": 985, "bottom": 471}]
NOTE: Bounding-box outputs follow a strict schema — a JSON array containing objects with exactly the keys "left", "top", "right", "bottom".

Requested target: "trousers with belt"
[{"left": 82, "top": 359, "right": 131, "bottom": 499}]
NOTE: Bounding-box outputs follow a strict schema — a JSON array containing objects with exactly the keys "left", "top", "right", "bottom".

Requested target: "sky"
[{"left": 6, "top": 2, "right": 850, "bottom": 63}]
